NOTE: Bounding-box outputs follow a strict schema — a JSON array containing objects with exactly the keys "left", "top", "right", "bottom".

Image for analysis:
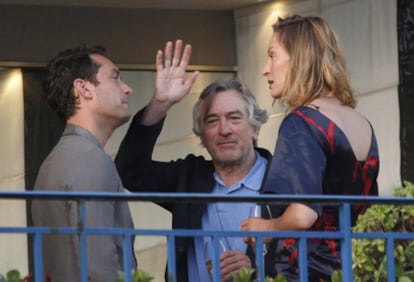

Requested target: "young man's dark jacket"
[{"left": 115, "top": 108, "right": 276, "bottom": 281}]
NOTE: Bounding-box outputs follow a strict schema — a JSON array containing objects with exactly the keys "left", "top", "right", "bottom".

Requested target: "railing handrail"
[
  {"left": 1, "top": 191, "right": 413, "bottom": 282},
  {"left": 1, "top": 190, "right": 413, "bottom": 205}
]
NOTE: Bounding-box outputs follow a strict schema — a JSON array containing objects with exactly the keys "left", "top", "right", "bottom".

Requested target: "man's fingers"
[
  {"left": 220, "top": 252, "right": 252, "bottom": 281},
  {"left": 163, "top": 41, "right": 173, "bottom": 67},
  {"left": 155, "top": 50, "right": 163, "bottom": 72},
  {"left": 184, "top": 71, "right": 199, "bottom": 89},
  {"left": 172, "top": 40, "right": 183, "bottom": 66},
  {"left": 179, "top": 44, "right": 192, "bottom": 69}
]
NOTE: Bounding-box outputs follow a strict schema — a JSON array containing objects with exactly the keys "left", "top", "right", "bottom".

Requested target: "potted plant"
[
  {"left": 232, "top": 268, "right": 287, "bottom": 282},
  {"left": 0, "top": 270, "right": 25, "bottom": 282},
  {"left": 332, "top": 181, "right": 414, "bottom": 282},
  {"left": 116, "top": 269, "right": 153, "bottom": 282},
  {"left": 0, "top": 269, "right": 39, "bottom": 282}
]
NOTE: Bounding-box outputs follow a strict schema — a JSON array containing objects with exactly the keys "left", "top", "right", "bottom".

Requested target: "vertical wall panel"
[
  {"left": 398, "top": 0, "right": 414, "bottom": 183},
  {"left": 0, "top": 69, "right": 28, "bottom": 275}
]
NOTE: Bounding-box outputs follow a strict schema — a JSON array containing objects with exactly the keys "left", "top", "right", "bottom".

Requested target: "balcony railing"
[{"left": 0, "top": 191, "right": 413, "bottom": 282}]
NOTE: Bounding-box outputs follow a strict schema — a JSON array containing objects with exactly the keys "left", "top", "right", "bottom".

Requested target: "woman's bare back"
[{"left": 307, "top": 96, "right": 372, "bottom": 161}]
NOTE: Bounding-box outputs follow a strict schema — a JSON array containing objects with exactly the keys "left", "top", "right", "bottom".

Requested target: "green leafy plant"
[
  {"left": 0, "top": 270, "right": 23, "bottom": 282},
  {"left": 232, "top": 268, "right": 256, "bottom": 282},
  {"left": 116, "top": 269, "right": 154, "bottom": 282},
  {"left": 231, "top": 268, "right": 287, "bottom": 282},
  {"left": 0, "top": 269, "right": 54, "bottom": 282},
  {"left": 332, "top": 181, "right": 414, "bottom": 282}
]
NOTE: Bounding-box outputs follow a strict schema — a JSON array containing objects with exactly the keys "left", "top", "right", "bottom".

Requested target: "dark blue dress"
[{"left": 263, "top": 106, "right": 379, "bottom": 281}]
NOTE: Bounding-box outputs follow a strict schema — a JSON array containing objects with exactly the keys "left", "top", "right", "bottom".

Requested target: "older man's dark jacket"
[{"left": 115, "top": 108, "right": 276, "bottom": 281}]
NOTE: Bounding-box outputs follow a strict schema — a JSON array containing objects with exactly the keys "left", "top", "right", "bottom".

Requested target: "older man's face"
[{"left": 199, "top": 90, "right": 258, "bottom": 168}]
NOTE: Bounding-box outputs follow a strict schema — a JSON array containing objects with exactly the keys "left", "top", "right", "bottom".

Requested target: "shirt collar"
[
  {"left": 63, "top": 124, "right": 102, "bottom": 149},
  {"left": 213, "top": 151, "right": 268, "bottom": 194}
]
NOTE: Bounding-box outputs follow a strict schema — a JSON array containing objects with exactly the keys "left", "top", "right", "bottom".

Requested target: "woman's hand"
[{"left": 240, "top": 217, "right": 274, "bottom": 247}]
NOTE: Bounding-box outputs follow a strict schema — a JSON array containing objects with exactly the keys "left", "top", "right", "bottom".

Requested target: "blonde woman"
[{"left": 241, "top": 15, "right": 379, "bottom": 281}]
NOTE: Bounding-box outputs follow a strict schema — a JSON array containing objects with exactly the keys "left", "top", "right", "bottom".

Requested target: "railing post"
[
  {"left": 78, "top": 199, "right": 88, "bottom": 282},
  {"left": 254, "top": 234, "right": 265, "bottom": 282},
  {"left": 386, "top": 237, "right": 395, "bottom": 282},
  {"left": 167, "top": 234, "right": 176, "bottom": 282},
  {"left": 298, "top": 236, "right": 308, "bottom": 282},
  {"left": 123, "top": 233, "right": 133, "bottom": 282},
  {"left": 210, "top": 235, "right": 220, "bottom": 282},
  {"left": 339, "top": 202, "right": 353, "bottom": 282},
  {"left": 33, "top": 232, "right": 44, "bottom": 282}
]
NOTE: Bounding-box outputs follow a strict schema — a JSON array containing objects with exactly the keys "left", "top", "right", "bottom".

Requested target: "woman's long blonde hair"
[{"left": 273, "top": 15, "right": 356, "bottom": 110}]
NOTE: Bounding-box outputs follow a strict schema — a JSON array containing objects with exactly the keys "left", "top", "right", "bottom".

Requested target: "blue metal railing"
[{"left": 1, "top": 191, "right": 414, "bottom": 282}]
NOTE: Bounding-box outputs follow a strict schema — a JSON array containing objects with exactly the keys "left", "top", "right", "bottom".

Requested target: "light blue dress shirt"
[{"left": 187, "top": 152, "right": 268, "bottom": 282}]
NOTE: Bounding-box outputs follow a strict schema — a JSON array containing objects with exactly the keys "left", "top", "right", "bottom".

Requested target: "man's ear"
[{"left": 73, "top": 78, "right": 92, "bottom": 99}]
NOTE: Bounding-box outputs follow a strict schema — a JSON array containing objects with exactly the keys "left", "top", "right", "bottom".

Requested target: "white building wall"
[{"left": 0, "top": 69, "right": 28, "bottom": 275}]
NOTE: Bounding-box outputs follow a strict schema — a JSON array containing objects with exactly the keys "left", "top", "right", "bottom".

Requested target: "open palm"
[{"left": 155, "top": 40, "right": 199, "bottom": 106}]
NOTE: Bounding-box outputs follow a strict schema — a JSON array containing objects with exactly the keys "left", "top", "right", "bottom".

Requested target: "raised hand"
[
  {"left": 155, "top": 39, "right": 199, "bottom": 106},
  {"left": 141, "top": 40, "right": 199, "bottom": 125}
]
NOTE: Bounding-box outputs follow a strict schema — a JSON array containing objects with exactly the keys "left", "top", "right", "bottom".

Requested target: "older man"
[{"left": 116, "top": 40, "right": 274, "bottom": 282}]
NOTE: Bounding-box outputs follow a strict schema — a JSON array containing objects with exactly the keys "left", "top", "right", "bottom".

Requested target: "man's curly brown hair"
[{"left": 43, "top": 45, "right": 107, "bottom": 121}]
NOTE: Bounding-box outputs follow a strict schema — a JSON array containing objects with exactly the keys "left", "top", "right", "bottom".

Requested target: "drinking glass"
[
  {"left": 204, "top": 238, "right": 227, "bottom": 276},
  {"left": 249, "top": 204, "right": 272, "bottom": 255}
]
